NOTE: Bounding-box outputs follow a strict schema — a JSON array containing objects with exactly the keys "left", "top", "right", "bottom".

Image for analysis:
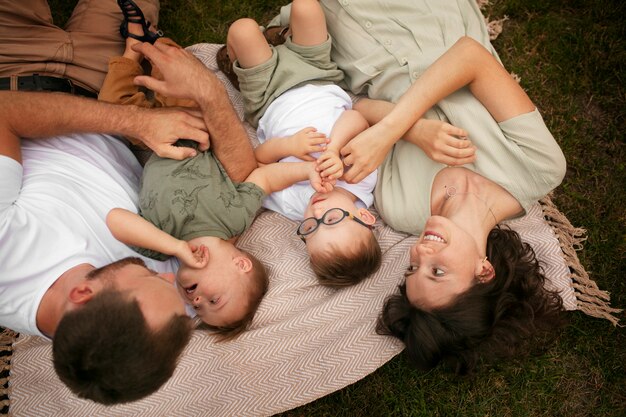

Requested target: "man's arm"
[
  {"left": 132, "top": 42, "right": 258, "bottom": 182},
  {"left": 0, "top": 91, "right": 209, "bottom": 163}
]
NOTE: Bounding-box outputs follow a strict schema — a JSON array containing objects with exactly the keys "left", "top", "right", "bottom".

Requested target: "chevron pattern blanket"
[{"left": 1, "top": 43, "right": 616, "bottom": 417}]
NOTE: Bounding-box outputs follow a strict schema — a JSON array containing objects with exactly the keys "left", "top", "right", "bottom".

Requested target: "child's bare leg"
[
  {"left": 226, "top": 18, "right": 272, "bottom": 69},
  {"left": 122, "top": 21, "right": 148, "bottom": 63},
  {"left": 289, "top": 0, "right": 327, "bottom": 46}
]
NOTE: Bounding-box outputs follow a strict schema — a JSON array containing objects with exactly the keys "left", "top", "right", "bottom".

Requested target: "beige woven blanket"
[{"left": 2, "top": 43, "right": 616, "bottom": 417}]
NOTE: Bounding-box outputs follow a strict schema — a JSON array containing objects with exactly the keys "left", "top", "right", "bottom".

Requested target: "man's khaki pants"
[{"left": 0, "top": 0, "right": 159, "bottom": 93}]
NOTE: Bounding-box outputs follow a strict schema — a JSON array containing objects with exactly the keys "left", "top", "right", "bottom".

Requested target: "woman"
[
  {"left": 346, "top": 36, "right": 567, "bottom": 372},
  {"left": 270, "top": 0, "right": 567, "bottom": 372}
]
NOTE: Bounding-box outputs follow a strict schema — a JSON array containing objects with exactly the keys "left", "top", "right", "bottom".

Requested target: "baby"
[
  {"left": 222, "top": 0, "right": 382, "bottom": 286},
  {"left": 103, "top": 0, "right": 329, "bottom": 339}
]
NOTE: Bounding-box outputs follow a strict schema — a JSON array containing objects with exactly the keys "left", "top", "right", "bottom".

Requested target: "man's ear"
[
  {"left": 233, "top": 256, "right": 253, "bottom": 273},
  {"left": 357, "top": 208, "right": 376, "bottom": 226},
  {"left": 68, "top": 283, "right": 96, "bottom": 305}
]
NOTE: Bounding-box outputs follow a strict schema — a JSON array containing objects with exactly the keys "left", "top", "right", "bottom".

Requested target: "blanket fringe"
[
  {"left": 485, "top": 15, "right": 509, "bottom": 40},
  {"left": 1, "top": 328, "right": 17, "bottom": 415},
  {"left": 476, "top": 0, "right": 509, "bottom": 40},
  {"left": 540, "top": 195, "right": 623, "bottom": 325}
]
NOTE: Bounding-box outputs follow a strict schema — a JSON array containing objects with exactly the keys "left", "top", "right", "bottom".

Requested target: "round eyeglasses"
[{"left": 296, "top": 208, "right": 374, "bottom": 242}]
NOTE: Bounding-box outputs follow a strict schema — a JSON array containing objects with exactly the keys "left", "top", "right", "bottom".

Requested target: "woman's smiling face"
[{"left": 404, "top": 216, "right": 485, "bottom": 309}]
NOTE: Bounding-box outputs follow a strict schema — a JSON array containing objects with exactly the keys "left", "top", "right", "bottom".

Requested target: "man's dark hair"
[{"left": 53, "top": 289, "right": 193, "bottom": 404}]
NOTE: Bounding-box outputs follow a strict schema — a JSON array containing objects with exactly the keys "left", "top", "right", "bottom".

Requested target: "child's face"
[
  {"left": 176, "top": 245, "right": 251, "bottom": 327},
  {"left": 302, "top": 190, "right": 372, "bottom": 254}
]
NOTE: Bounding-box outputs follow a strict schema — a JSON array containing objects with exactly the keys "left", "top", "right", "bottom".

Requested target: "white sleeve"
[{"left": 0, "top": 155, "right": 22, "bottom": 213}]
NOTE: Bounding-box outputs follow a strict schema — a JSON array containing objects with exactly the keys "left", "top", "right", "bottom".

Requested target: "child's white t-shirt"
[
  {"left": 257, "top": 84, "right": 378, "bottom": 221},
  {"left": 0, "top": 134, "right": 177, "bottom": 337}
]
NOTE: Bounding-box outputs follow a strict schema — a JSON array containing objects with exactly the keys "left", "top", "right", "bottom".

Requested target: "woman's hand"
[
  {"left": 288, "top": 127, "right": 329, "bottom": 161},
  {"left": 407, "top": 119, "right": 476, "bottom": 165},
  {"left": 340, "top": 123, "right": 395, "bottom": 183}
]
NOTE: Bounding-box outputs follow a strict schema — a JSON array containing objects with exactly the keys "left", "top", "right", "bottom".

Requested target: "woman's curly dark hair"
[{"left": 377, "top": 226, "right": 566, "bottom": 374}]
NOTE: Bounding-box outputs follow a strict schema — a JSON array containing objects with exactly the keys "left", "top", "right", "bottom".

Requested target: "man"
[{"left": 0, "top": 0, "right": 257, "bottom": 405}]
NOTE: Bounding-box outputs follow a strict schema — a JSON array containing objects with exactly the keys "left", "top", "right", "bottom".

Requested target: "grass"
[{"left": 46, "top": 0, "right": 626, "bottom": 416}]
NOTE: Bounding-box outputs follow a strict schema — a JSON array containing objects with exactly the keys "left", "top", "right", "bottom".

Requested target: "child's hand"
[
  {"left": 308, "top": 164, "right": 335, "bottom": 193},
  {"left": 289, "top": 127, "right": 329, "bottom": 161},
  {"left": 316, "top": 149, "right": 344, "bottom": 180},
  {"left": 176, "top": 241, "right": 208, "bottom": 269}
]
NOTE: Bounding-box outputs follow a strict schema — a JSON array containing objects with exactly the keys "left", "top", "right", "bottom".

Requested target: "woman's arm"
[
  {"left": 106, "top": 208, "right": 205, "bottom": 268},
  {"left": 354, "top": 98, "right": 475, "bottom": 166},
  {"left": 341, "top": 36, "right": 535, "bottom": 183}
]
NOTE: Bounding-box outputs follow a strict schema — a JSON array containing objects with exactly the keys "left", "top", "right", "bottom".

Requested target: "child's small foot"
[
  {"left": 216, "top": 45, "right": 240, "bottom": 90},
  {"left": 118, "top": 0, "right": 163, "bottom": 44},
  {"left": 263, "top": 26, "right": 289, "bottom": 46}
]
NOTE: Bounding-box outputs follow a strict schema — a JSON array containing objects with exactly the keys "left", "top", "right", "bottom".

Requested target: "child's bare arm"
[
  {"left": 106, "top": 208, "right": 205, "bottom": 268},
  {"left": 317, "top": 109, "right": 369, "bottom": 180},
  {"left": 254, "top": 127, "right": 328, "bottom": 164},
  {"left": 245, "top": 161, "right": 333, "bottom": 195}
]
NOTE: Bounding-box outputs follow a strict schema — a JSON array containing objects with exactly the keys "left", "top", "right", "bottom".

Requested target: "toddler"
[
  {"left": 222, "top": 0, "right": 382, "bottom": 286},
  {"left": 103, "top": 0, "right": 329, "bottom": 338}
]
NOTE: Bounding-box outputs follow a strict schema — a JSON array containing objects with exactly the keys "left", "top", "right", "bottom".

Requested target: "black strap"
[{"left": 0, "top": 74, "right": 97, "bottom": 98}]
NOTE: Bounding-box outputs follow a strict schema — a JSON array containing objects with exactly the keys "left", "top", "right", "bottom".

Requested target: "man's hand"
[
  {"left": 132, "top": 42, "right": 216, "bottom": 101},
  {"left": 316, "top": 149, "right": 343, "bottom": 180},
  {"left": 406, "top": 119, "right": 475, "bottom": 166},
  {"left": 137, "top": 107, "right": 209, "bottom": 160},
  {"left": 288, "top": 127, "right": 329, "bottom": 161},
  {"left": 133, "top": 41, "right": 257, "bottom": 182}
]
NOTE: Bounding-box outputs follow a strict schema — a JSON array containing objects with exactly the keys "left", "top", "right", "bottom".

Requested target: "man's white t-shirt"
[
  {"left": 0, "top": 134, "right": 177, "bottom": 337},
  {"left": 257, "top": 83, "right": 377, "bottom": 221}
]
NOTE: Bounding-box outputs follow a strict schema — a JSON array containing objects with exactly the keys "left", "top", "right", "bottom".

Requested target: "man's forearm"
[
  {"left": 0, "top": 91, "right": 146, "bottom": 163},
  {"left": 194, "top": 77, "right": 257, "bottom": 183},
  {"left": 1, "top": 92, "right": 148, "bottom": 138}
]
